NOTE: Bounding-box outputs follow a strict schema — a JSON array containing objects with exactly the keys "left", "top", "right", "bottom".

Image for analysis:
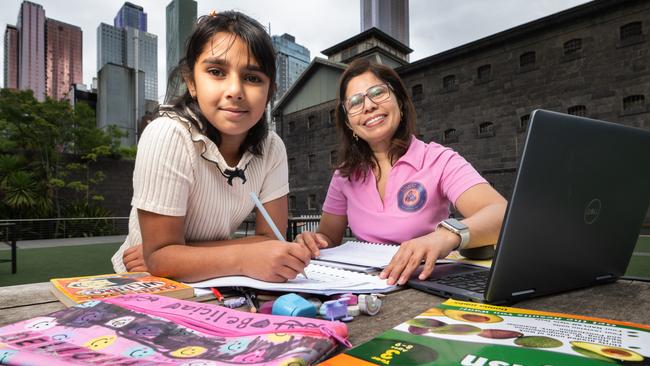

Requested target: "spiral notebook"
[
  {"left": 314, "top": 240, "right": 400, "bottom": 270},
  {"left": 188, "top": 262, "right": 399, "bottom": 295}
]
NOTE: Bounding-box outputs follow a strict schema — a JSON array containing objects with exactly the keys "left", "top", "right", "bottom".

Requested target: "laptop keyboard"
[{"left": 432, "top": 271, "right": 488, "bottom": 293}]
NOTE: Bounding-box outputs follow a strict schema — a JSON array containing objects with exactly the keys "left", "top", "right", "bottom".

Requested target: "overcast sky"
[{"left": 1, "top": 0, "right": 590, "bottom": 101}]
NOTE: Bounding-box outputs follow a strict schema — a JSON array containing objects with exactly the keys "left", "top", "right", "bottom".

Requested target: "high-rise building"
[
  {"left": 97, "top": 22, "right": 158, "bottom": 100},
  {"left": 97, "top": 23, "right": 124, "bottom": 68},
  {"left": 17, "top": 1, "right": 46, "bottom": 100},
  {"left": 97, "top": 63, "right": 145, "bottom": 147},
  {"left": 4, "top": 1, "right": 83, "bottom": 101},
  {"left": 114, "top": 2, "right": 147, "bottom": 31},
  {"left": 166, "top": 0, "right": 197, "bottom": 98},
  {"left": 3, "top": 25, "right": 19, "bottom": 89},
  {"left": 68, "top": 83, "right": 97, "bottom": 113},
  {"left": 45, "top": 19, "right": 82, "bottom": 100},
  {"left": 361, "top": 0, "right": 409, "bottom": 46},
  {"left": 124, "top": 27, "right": 158, "bottom": 101},
  {"left": 272, "top": 33, "right": 310, "bottom": 100}
]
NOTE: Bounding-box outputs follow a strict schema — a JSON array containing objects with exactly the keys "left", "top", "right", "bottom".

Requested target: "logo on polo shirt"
[{"left": 397, "top": 182, "right": 427, "bottom": 212}]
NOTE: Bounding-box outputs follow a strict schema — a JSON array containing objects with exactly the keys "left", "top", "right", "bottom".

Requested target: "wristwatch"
[{"left": 437, "top": 218, "right": 470, "bottom": 250}]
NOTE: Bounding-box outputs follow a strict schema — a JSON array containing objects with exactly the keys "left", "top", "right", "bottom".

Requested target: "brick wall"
[{"left": 280, "top": 1, "right": 650, "bottom": 224}]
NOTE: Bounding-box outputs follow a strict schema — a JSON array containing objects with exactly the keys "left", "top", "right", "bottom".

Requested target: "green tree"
[{"left": 0, "top": 89, "right": 130, "bottom": 222}]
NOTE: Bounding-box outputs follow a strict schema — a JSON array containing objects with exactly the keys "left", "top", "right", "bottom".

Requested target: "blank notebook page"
[{"left": 317, "top": 240, "right": 400, "bottom": 268}]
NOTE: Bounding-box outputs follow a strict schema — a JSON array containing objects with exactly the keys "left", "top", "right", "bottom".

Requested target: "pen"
[{"left": 249, "top": 192, "right": 309, "bottom": 279}]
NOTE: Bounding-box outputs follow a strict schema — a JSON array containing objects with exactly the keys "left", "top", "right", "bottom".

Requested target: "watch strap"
[{"left": 437, "top": 219, "right": 470, "bottom": 250}]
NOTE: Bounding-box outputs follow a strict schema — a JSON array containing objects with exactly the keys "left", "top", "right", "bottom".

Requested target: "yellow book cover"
[{"left": 49, "top": 272, "right": 195, "bottom": 307}]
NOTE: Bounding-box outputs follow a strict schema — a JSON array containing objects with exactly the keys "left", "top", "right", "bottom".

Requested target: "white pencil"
[{"left": 249, "top": 192, "right": 309, "bottom": 279}]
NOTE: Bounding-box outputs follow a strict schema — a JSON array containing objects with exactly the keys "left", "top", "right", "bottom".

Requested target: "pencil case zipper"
[{"left": 105, "top": 299, "right": 352, "bottom": 348}]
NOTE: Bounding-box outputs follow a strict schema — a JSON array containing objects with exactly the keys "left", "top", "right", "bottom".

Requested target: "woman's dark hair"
[
  {"left": 163, "top": 11, "right": 276, "bottom": 156},
  {"left": 335, "top": 59, "right": 417, "bottom": 180}
]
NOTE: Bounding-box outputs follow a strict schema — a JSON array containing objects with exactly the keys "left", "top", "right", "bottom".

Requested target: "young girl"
[
  {"left": 111, "top": 11, "right": 311, "bottom": 283},
  {"left": 297, "top": 59, "right": 507, "bottom": 286}
]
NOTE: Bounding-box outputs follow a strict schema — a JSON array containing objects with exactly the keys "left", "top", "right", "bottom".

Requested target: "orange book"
[{"left": 49, "top": 272, "right": 194, "bottom": 307}]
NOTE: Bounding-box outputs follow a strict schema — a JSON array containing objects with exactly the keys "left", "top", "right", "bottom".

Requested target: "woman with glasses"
[{"left": 296, "top": 59, "right": 507, "bottom": 286}]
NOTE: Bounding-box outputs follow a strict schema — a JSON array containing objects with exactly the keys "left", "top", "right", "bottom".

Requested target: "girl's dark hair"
[
  {"left": 335, "top": 59, "right": 417, "bottom": 180},
  {"left": 163, "top": 11, "right": 276, "bottom": 156}
]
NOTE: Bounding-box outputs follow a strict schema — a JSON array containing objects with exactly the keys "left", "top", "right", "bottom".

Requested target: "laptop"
[{"left": 408, "top": 109, "right": 650, "bottom": 304}]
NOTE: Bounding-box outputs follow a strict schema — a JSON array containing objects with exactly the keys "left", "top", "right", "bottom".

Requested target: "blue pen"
[{"left": 249, "top": 192, "right": 309, "bottom": 279}]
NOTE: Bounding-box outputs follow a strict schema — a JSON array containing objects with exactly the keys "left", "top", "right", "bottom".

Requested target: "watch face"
[{"left": 445, "top": 218, "right": 468, "bottom": 231}]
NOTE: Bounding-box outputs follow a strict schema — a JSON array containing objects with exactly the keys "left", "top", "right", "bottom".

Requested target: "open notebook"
[
  {"left": 313, "top": 240, "right": 493, "bottom": 272},
  {"left": 188, "top": 262, "right": 399, "bottom": 295},
  {"left": 313, "top": 240, "right": 400, "bottom": 272}
]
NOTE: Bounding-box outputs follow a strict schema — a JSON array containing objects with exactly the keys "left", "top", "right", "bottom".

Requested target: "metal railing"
[
  {"left": 0, "top": 217, "right": 129, "bottom": 241},
  {"left": 287, "top": 215, "right": 321, "bottom": 241},
  {"left": 235, "top": 214, "right": 355, "bottom": 242}
]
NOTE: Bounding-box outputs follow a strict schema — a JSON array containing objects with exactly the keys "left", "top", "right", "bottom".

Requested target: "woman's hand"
[
  {"left": 123, "top": 244, "right": 148, "bottom": 272},
  {"left": 241, "top": 240, "right": 312, "bottom": 282},
  {"left": 295, "top": 231, "right": 331, "bottom": 257},
  {"left": 380, "top": 230, "right": 460, "bottom": 286}
]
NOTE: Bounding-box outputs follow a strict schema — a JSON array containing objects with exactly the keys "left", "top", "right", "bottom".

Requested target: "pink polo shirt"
[{"left": 322, "top": 136, "right": 487, "bottom": 244}]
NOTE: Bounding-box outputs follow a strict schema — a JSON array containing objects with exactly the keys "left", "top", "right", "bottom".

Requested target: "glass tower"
[
  {"left": 272, "top": 33, "right": 310, "bottom": 100},
  {"left": 114, "top": 2, "right": 147, "bottom": 32},
  {"left": 361, "top": 0, "right": 409, "bottom": 46},
  {"left": 166, "top": 0, "right": 197, "bottom": 98}
]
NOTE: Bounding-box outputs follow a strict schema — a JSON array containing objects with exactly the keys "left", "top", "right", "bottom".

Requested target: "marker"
[{"left": 249, "top": 192, "right": 309, "bottom": 279}]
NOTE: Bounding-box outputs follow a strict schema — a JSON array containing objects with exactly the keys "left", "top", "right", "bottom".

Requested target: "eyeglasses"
[{"left": 343, "top": 83, "right": 392, "bottom": 116}]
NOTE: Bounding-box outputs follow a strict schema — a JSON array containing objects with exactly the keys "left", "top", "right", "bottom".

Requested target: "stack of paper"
[{"left": 188, "top": 263, "right": 399, "bottom": 295}]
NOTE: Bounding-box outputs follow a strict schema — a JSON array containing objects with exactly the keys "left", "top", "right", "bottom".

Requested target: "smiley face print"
[
  {"left": 170, "top": 346, "right": 207, "bottom": 358},
  {"left": 84, "top": 335, "right": 117, "bottom": 350}
]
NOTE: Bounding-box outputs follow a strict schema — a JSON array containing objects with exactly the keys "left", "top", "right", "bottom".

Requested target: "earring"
[{"left": 352, "top": 132, "right": 359, "bottom": 141}]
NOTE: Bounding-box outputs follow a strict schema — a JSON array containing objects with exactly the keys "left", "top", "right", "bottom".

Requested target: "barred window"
[
  {"left": 478, "top": 122, "right": 495, "bottom": 137},
  {"left": 289, "top": 195, "right": 296, "bottom": 210},
  {"left": 443, "top": 128, "right": 458, "bottom": 143},
  {"left": 289, "top": 158, "right": 296, "bottom": 173},
  {"left": 477, "top": 64, "right": 491, "bottom": 82},
  {"left": 519, "top": 114, "right": 530, "bottom": 132},
  {"left": 563, "top": 38, "right": 582, "bottom": 55},
  {"left": 308, "top": 153, "right": 315, "bottom": 171},
  {"left": 328, "top": 109, "right": 336, "bottom": 125},
  {"left": 623, "top": 94, "right": 645, "bottom": 111},
  {"left": 620, "top": 22, "right": 642, "bottom": 41},
  {"left": 568, "top": 105, "right": 587, "bottom": 116},
  {"left": 288, "top": 120, "right": 295, "bottom": 134},
  {"left": 412, "top": 84, "right": 423, "bottom": 100},
  {"left": 308, "top": 194, "right": 317, "bottom": 210},
  {"left": 330, "top": 150, "right": 338, "bottom": 167},
  {"left": 443, "top": 75, "right": 457, "bottom": 91},
  {"left": 520, "top": 51, "right": 536, "bottom": 67},
  {"left": 307, "top": 115, "right": 316, "bottom": 129}
]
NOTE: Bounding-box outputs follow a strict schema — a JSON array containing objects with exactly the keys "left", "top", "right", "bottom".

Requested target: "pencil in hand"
[{"left": 249, "top": 192, "right": 309, "bottom": 279}]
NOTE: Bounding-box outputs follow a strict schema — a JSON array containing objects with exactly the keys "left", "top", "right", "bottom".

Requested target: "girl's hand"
[
  {"left": 379, "top": 230, "right": 460, "bottom": 286},
  {"left": 123, "top": 244, "right": 148, "bottom": 272},
  {"left": 295, "top": 231, "right": 330, "bottom": 257},
  {"left": 242, "top": 240, "right": 312, "bottom": 282}
]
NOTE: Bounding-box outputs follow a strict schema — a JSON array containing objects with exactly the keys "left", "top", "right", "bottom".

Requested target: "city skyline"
[{"left": 1, "top": 0, "right": 590, "bottom": 102}]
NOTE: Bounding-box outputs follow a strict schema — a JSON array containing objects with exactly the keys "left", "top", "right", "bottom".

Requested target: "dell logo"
[{"left": 584, "top": 198, "right": 602, "bottom": 224}]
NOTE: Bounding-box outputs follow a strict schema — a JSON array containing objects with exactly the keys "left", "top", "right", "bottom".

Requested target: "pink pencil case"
[{"left": 0, "top": 293, "right": 350, "bottom": 365}]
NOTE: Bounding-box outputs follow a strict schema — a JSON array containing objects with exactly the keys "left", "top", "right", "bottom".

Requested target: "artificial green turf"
[
  {"left": 0, "top": 237, "right": 648, "bottom": 287},
  {"left": 0, "top": 243, "right": 122, "bottom": 287},
  {"left": 626, "top": 236, "right": 650, "bottom": 279}
]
